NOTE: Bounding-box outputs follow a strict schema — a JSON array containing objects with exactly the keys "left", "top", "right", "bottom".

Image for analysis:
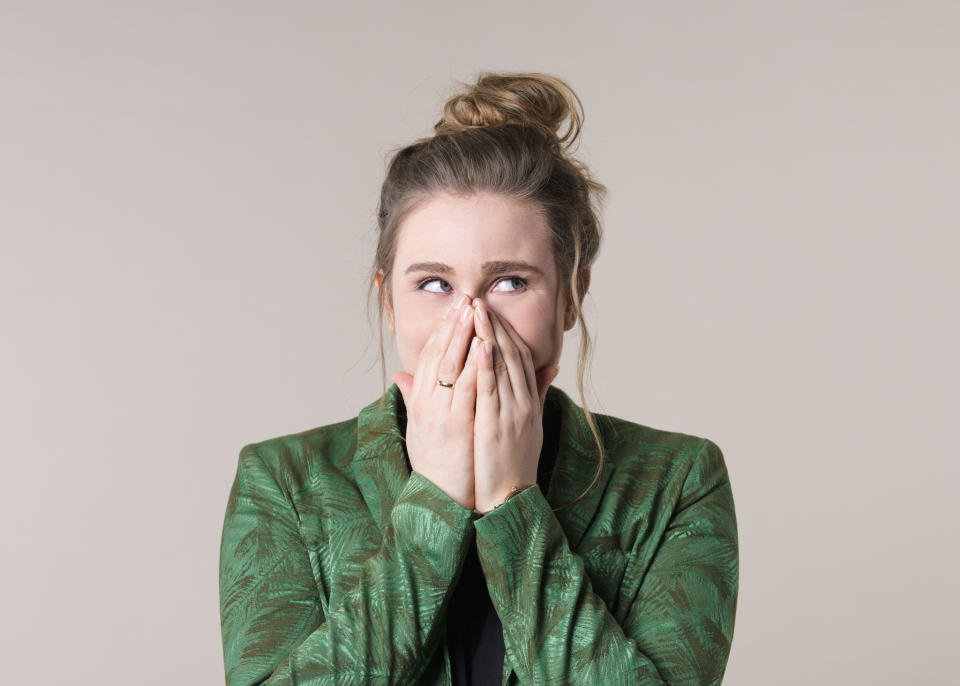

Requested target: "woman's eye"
[
  {"left": 417, "top": 276, "right": 526, "bottom": 294},
  {"left": 418, "top": 278, "right": 452, "bottom": 293},
  {"left": 493, "top": 276, "right": 527, "bottom": 293}
]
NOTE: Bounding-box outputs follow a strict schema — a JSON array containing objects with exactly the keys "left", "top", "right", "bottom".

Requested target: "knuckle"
[
  {"left": 501, "top": 342, "right": 519, "bottom": 360},
  {"left": 437, "top": 359, "right": 455, "bottom": 378},
  {"left": 513, "top": 416, "right": 529, "bottom": 435}
]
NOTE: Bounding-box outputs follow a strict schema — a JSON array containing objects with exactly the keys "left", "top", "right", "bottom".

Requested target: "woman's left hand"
[{"left": 471, "top": 298, "right": 559, "bottom": 514}]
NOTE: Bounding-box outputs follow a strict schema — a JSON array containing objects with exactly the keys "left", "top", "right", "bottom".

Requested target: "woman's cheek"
[
  {"left": 396, "top": 300, "right": 443, "bottom": 369},
  {"left": 394, "top": 323, "right": 424, "bottom": 374}
]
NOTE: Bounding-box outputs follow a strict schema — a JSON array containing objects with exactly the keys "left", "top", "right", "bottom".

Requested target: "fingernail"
[
  {"left": 473, "top": 299, "right": 488, "bottom": 323},
  {"left": 452, "top": 294, "right": 468, "bottom": 310}
]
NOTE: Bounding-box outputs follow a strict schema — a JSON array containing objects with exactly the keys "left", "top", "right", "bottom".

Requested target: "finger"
[
  {"left": 491, "top": 309, "right": 538, "bottom": 402},
  {"left": 476, "top": 336, "right": 499, "bottom": 420},
  {"left": 410, "top": 306, "right": 452, "bottom": 399},
  {"left": 486, "top": 308, "right": 527, "bottom": 409},
  {"left": 471, "top": 297, "right": 496, "bottom": 347},
  {"left": 472, "top": 299, "right": 509, "bottom": 407},
  {"left": 450, "top": 336, "right": 480, "bottom": 419},
  {"left": 471, "top": 299, "right": 504, "bottom": 411},
  {"left": 418, "top": 294, "right": 471, "bottom": 398},
  {"left": 436, "top": 297, "right": 477, "bottom": 390}
]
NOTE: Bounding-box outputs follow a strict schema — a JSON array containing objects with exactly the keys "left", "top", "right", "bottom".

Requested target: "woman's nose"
[{"left": 469, "top": 296, "right": 494, "bottom": 319}]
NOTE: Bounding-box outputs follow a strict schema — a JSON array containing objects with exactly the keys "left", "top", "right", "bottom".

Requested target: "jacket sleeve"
[
  {"left": 219, "top": 444, "right": 475, "bottom": 685},
  {"left": 473, "top": 437, "right": 739, "bottom": 685}
]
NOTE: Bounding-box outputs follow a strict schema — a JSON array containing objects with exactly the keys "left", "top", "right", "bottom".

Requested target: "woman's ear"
[
  {"left": 375, "top": 270, "right": 396, "bottom": 333},
  {"left": 563, "top": 268, "right": 590, "bottom": 331}
]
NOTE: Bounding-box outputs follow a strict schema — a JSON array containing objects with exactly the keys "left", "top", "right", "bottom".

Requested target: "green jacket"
[{"left": 219, "top": 383, "right": 738, "bottom": 685}]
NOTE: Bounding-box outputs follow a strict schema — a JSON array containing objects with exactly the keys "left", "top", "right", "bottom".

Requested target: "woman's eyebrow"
[{"left": 404, "top": 260, "right": 544, "bottom": 276}]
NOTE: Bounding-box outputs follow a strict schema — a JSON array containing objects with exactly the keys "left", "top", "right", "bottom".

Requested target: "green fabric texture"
[{"left": 219, "top": 383, "right": 739, "bottom": 685}]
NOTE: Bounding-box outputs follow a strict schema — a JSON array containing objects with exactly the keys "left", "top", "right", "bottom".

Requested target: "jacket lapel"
[
  {"left": 352, "top": 383, "right": 615, "bottom": 551},
  {"left": 542, "top": 384, "right": 616, "bottom": 551},
  {"left": 351, "top": 384, "right": 411, "bottom": 534}
]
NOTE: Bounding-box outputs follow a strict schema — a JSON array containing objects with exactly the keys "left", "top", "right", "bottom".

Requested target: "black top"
[{"left": 445, "top": 399, "right": 560, "bottom": 685}]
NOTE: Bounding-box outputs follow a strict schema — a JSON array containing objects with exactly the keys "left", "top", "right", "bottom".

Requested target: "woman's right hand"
[{"left": 392, "top": 294, "right": 480, "bottom": 510}]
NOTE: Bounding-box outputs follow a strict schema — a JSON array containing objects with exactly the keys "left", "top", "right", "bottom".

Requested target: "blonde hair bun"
[{"left": 434, "top": 71, "right": 584, "bottom": 149}]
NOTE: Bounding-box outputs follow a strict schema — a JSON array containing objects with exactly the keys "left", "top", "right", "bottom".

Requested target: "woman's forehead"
[{"left": 394, "top": 192, "right": 552, "bottom": 264}]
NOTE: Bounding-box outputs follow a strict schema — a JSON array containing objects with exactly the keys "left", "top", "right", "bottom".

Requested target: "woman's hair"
[{"left": 365, "top": 72, "right": 607, "bottom": 510}]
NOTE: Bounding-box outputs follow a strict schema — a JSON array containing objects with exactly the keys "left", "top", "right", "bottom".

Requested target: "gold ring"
[{"left": 436, "top": 378, "right": 454, "bottom": 388}]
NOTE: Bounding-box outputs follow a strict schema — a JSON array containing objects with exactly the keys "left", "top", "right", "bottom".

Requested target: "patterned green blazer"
[{"left": 219, "top": 383, "right": 739, "bottom": 685}]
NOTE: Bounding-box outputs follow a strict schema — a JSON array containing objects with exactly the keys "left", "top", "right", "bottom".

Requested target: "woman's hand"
[
  {"left": 471, "top": 299, "right": 560, "bottom": 514},
  {"left": 392, "top": 294, "right": 481, "bottom": 510}
]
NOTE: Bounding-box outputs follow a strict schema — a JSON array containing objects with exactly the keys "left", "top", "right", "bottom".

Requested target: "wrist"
[{"left": 475, "top": 484, "right": 529, "bottom": 515}]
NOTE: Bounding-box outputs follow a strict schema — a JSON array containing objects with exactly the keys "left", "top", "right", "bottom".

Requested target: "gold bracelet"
[{"left": 492, "top": 485, "right": 525, "bottom": 510}]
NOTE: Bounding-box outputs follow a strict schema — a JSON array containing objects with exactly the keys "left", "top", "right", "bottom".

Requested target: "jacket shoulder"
[
  {"left": 237, "top": 416, "right": 359, "bottom": 497},
  {"left": 591, "top": 409, "right": 726, "bottom": 491}
]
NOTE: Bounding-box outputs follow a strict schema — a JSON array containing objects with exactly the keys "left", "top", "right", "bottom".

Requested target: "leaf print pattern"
[{"left": 219, "top": 383, "right": 738, "bottom": 685}]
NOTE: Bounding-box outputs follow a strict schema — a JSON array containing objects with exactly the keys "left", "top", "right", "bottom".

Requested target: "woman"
[{"left": 219, "top": 72, "right": 738, "bottom": 685}]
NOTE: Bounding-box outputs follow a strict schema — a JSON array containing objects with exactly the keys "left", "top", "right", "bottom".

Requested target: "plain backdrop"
[{"left": 2, "top": 2, "right": 957, "bottom": 684}]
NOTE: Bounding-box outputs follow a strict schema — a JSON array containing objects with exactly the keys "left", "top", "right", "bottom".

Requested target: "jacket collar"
[{"left": 352, "top": 382, "right": 614, "bottom": 551}]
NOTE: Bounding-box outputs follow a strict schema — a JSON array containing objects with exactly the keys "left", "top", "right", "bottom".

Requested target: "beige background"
[{"left": 2, "top": 2, "right": 956, "bottom": 683}]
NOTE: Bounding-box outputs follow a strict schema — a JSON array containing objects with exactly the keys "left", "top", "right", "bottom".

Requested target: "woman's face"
[{"left": 377, "top": 191, "right": 583, "bottom": 378}]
